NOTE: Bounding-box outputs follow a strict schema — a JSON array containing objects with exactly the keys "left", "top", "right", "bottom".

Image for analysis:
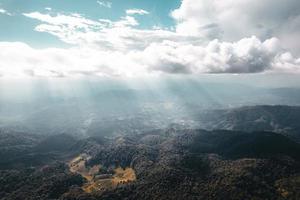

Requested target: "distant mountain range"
[
  {"left": 197, "top": 105, "right": 300, "bottom": 142},
  {"left": 1, "top": 85, "right": 300, "bottom": 137}
]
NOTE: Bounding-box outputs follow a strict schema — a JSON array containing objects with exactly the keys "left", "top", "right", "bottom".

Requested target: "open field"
[{"left": 69, "top": 154, "right": 136, "bottom": 193}]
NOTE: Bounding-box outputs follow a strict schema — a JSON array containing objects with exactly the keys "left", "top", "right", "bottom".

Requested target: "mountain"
[
  {"left": 1, "top": 85, "right": 300, "bottom": 138},
  {"left": 197, "top": 105, "right": 300, "bottom": 142},
  {"left": 0, "top": 132, "right": 80, "bottom": 170},
  {"left": 188, "top": 130, "right": 300, "bottom": 160},
  {"left": 1, "top": 128, "right": 299, "bottom": 200},
  {"left": 80, "top": 129, "right": 300, "bottom": 200}
]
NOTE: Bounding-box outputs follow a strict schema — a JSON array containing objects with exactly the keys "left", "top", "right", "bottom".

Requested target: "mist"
[{"left": 1, "top": 74, "right": 300, "bottom": 137}]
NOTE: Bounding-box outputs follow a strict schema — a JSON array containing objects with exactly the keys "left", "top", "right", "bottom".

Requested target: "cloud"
[
  {"left": 0, "top": 8, "right": 12, "bottom": 16},
  {"left": 0, "top": 41, "right": 149, "bottom": 78},
  {"left": 23, "top": 12, "right": 111, "bottom": 45},
  {"left": 0, "top": 5, "right": 299, "bottom": 78},
  {"left": 0, "top": 36, "right": 299, "bottom": 78},
  {"left": 141, "top": 37, "right": 300, "bottom": 74},
  {"left": 22, "top": 11, "right": 181, "bottom": 51},
  {"left": 171, "top": 0, "right": 300, "bottom": 54},
  {"left": 96, "top": 1, "right": 112, "bottom": 8},
  {"left": 126, "top": 9, "right": 149, "bottom": 15}
]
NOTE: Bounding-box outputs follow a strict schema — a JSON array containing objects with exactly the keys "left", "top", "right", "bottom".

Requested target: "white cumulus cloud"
[
  {"left": 171, "top": 0, "right": 300, "bottom": 54},
  {"left": 0, "top": 36, "right": 299, "bottom": 78}
]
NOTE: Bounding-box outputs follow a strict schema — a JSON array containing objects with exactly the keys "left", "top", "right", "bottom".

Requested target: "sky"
[{"left": 0, "top": 0, "right": 300, "bottom": 78}]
